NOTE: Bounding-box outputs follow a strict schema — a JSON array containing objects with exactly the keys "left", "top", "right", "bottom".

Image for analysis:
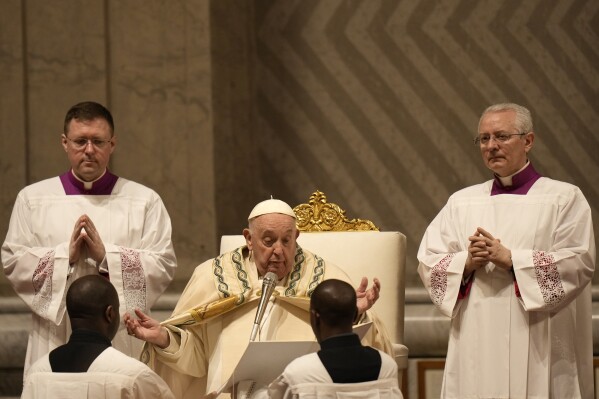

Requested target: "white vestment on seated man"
[
  {"left": 418, "top": 177, "right": 595, "bottom": 399},
  {"left": 144, "top": 246, "right": 393, "bottom": 399},
  {"left": 265, "top": 350, "right": 400, "bottom": 399},
  {"left": 2, "top": 175, "right": 177, "bottom": 375},
  {"left": 21, "top": 346, "right": 175, "bottom": 399}
]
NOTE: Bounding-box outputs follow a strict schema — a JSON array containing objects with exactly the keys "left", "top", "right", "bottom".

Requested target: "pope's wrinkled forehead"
[{"left": 250, "top": 212, "right": 296, "bottom": 230}]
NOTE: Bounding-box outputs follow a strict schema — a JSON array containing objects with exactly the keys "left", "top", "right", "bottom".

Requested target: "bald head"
[
  {"left": 310, "top": 279, "right": 357, "bottom": 341},
  {"left": 67, "top": 275, "right": 120, "bottom": 340}
]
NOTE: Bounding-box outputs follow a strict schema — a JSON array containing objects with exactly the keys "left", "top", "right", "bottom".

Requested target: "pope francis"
[{"left": 124, "top": 198, "right": 393, "bottom": 398}]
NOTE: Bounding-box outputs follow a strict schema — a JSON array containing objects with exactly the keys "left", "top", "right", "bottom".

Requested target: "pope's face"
[
  {"left": 61, "top": 118, "right": 115, "bottom": 182},
  {"left": 478, "top": 110, "right": 534, "bottom": 177},
  {"left": 244, "top": 213, "right": 299, "bottom": 280}
]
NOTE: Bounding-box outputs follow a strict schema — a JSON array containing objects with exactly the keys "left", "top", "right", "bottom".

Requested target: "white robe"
[
  {"left": 21, "top": 347, "right": 175, "bottom": 399},
  {"left": 418, "top": 177, "right": 595, "bottom": 399},
  {"left": 2, "top": 176, "right": 176, "bottom": 375},
  {"left": 265, "top": 350, "right": 400, "bottom": 399}
]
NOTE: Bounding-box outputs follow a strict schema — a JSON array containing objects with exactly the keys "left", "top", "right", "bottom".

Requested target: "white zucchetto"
[{"left": 248, "top": 198, "right": 296, "bottom": 220}]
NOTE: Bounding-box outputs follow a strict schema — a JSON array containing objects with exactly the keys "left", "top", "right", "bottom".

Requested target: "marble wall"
[
  {"left": 0, "top": 1, "right": 598, "bottom": 397},
  {"left": 1, "top": 0, "right": 598, "bottom": 317},
  {"left": 245, "top": 0, "right": 599, "bottom": 289},
  {"left": 1, "top": 0, "right": 598, "bottom": 295}
]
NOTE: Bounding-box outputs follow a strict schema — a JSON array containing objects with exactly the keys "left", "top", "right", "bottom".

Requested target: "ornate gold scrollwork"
[{"left": 293, "top": 191, "right": 379, "bottom": 232}]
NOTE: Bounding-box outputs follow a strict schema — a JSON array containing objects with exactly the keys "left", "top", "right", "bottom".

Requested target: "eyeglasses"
[
  {"left": 473, "top": 132, "right": 527, "bottom": 145},
  {"left": 66, "top": 137, "right": 112, "bottom": 150}
]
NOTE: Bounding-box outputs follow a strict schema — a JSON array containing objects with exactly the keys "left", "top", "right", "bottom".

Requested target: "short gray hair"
[{"left": 479, "top": 103, "right": 533, "bottom": 134}]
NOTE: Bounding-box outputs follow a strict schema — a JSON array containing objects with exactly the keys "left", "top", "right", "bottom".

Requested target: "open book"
[{"left": 217, "top": 322, "right": 372, "bottom": 396}]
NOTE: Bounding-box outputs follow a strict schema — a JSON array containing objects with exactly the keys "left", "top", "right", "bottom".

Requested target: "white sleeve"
[
  {"left": 417, "top": 202, "right": 469, "bottom": 318},
  {"left": 133, "top": 367, "right": 176, "bottom": 399},
  {"left": 105, "top": 194, "right": 176, "bottom": 314},
  {"left": 513, "top": 187, "right": 595, "bottom": 312},
  {"left": 1, "top": 192, "right": 70, "bottom": 324}
]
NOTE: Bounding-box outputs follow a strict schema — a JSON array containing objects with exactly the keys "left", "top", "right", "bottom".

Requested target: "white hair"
[{"left": 479, "top": 103, "right": 533, "bottom": 133}]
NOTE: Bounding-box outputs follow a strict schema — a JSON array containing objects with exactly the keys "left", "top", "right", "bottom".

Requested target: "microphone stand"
[{"left": 250, "top": 272, "right": 277, "bottom": 341}]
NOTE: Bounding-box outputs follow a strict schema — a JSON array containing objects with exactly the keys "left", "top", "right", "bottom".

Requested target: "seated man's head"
[
  {"left": 66, "top": 275, "right": 120, "bottom": 341},
  {"left": 310, "top": 279, "right": 357, "bottom": 343},
  {"left": 243, "top": 199, "right": 299, "bottom": 280}
]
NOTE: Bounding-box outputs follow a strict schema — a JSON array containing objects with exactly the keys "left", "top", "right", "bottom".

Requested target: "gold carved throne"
[{"left": 293, "top": 191, "right": 379, "bottom": 232}]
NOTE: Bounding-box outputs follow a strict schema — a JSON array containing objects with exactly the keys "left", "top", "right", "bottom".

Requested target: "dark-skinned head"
[
  {"left": 66, "top": 275, "right": 120, "bottom": 341},
  {"left": 310, "top": 279, "right": 357, "bottom": 343}
]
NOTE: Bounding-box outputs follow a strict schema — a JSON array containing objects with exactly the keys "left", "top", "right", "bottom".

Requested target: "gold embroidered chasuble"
[{"left": 145, "top": 245, "right": 392, "bottom": 399}]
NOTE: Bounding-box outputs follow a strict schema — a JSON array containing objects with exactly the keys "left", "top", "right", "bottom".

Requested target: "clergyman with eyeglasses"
[
  {"left": 417, "top": 103, "right": 595, "bottom": 398},
  {"left": 1, "top": 101, "right": 177, "bottom": 381}
]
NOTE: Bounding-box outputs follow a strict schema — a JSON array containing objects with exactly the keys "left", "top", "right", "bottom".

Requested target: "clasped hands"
[
  {"left": 465, "top": 227, "right": 512, "bottom": 278},
  {"left": 69, "top": 214, "right": 106, "bottom": 265}
]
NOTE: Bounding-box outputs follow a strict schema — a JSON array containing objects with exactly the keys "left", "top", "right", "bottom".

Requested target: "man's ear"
[
  {"left": 243, "top": 228, "right": 252, "bottom": 250},
  {"left": 105, "top": 305, "right": 114, "bottom": 323},
  {"left": 108, "top": 135, "right": 117, "bottom": 155},
  {"left": 524, "top": 131, "right": 535, "bottom": 153},
  {"left": 310, "top": 309, "right": 320, "bottom": 324},
  {"left": 310, "top": 309, "right": 321, "bottom": 341},
  {"left": 61, "top": 134, "right": 68, "bottom": 152}
]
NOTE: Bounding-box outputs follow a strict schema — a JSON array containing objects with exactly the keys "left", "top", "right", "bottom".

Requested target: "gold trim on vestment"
[{"left": 163, "top": 295, "right": 241, "bottom": 327}]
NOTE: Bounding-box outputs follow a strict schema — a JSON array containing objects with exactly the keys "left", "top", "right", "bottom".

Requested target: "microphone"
[{"left": 250, "top": 272, "right": 277, "bottom": 341}]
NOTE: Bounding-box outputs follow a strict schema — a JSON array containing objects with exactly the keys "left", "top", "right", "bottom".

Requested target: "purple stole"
[
  {"left": 490, "top": 163, "right": 541, "bottom": 196},
  {"left": 59, "top": 170, "right": 118, "bottom": 195}
]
